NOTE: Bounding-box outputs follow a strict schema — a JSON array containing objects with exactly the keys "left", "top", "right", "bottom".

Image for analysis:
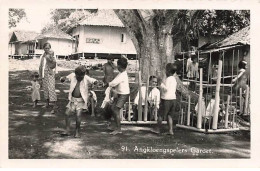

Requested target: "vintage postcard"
[{"left": 0, "top": 0, "right": 259, "bottom": 168}]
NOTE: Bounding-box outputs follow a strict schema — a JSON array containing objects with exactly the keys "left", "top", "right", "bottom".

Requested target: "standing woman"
[{"left": 39, "top": 42, "right": 58, "bottom": 114}]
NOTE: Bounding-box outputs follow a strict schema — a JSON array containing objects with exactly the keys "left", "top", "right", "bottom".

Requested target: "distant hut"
[
  {"left": 9, "top": 30, "right": 40, "bottom": 59},
  {"left": 199, "top": 26, "right": 250, "bottom": 83},
  {"left": 35, "top": 27, "right": 75, "bottom": 59}
]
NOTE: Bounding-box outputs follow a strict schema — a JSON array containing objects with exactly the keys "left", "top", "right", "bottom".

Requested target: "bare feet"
[
  {"left": 42, "top": 105, "right": 50, "bottom": 108},
  {"left": 153, "top": 128, "right": 161, "bottom": 134},
  {"left": 110, "top": 130, "right": 122, "bottom": 135},
  {"left": 162, "top": 132, "right": 174, "bottom": 136},
  {"left": 74, "top": 131, "right": 81, "bottom": 138},
  {"left": 50, "top": 109, "right": 55, "bottom": 114},
  {"left": 61, "top": 131, "right": 70, "bottom": 137}
]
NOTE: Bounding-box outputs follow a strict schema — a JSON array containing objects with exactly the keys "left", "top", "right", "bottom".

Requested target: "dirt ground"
[{"left": 9, "top": 59, "right": 250, "bottom": 159}]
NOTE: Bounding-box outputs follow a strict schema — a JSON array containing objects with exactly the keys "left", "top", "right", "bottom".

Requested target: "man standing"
[{"left": 103, "top": 54, "right": 116, "bottom": 87}]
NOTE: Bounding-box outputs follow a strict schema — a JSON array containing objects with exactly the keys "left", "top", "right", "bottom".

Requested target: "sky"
[{"left": 9, "top": 8, "right": 52, "bottom": 33}]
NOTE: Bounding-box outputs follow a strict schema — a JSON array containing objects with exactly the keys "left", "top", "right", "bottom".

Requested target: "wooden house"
[
  {"left": 199, "top": 26, "right": 250, "bottom": 82},
  {"left": 9, "top": 28, "right": 75, "bottom": 59},
  {"left": 9, "top": 30, "right": 40, "bottom": 58},
  {"left": 68, "top": 9, "right": 137, "bottom": 59},
  {"left": 35, "top": 28, "right": 75, "bottom": 58}
]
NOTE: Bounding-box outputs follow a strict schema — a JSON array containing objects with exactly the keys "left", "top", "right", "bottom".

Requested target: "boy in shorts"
[
  {"left": 156, "top": 63, "right": 177, "bottom": 135},
  {"left": 108, "top": 57, "right": 130, "bottom": 135},
  {"left": 60, "top": 66, "right": 96, "bottom": 138}
]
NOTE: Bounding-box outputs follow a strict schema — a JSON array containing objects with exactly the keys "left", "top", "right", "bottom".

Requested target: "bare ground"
[{"left": 9, "top": 59, "right": 250, "bottom": 159}]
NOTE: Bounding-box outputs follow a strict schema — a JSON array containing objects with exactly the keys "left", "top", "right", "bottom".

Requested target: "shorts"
[
  {"left": 66, "top": 97, "right": 85, "bottom": 115},
  {"left": 158, "top": 99, "right": 176, "bottom": 119},
  {"left": 112, "top": 94, "right": 129, "bottom": 109}
]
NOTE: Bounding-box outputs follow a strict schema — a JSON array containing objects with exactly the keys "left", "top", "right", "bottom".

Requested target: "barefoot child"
[
  {"left": 108, "top": 57, "right": 130, "bottom": 135},
  {"left": 31, "top": 72, "right": 41, "bottom": 108},
  {"left": 156, "top": 63, "right": 178, "bottom": 135},
  {"left": 60, "top": 66, "right": 93, "bottom": 138}
]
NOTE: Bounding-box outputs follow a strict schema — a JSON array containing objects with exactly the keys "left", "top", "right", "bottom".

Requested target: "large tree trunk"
[{"left": 114, "top": 9, "right": 199, "bottom": 102}]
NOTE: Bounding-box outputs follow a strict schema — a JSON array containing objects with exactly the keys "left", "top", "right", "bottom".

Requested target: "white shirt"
[
  {"left": 134, "top": 86, "right": 160, "bottom": 109},
  {"left": 160, "top": 75, "right": 177, "bottom": 100},
  {"left": 101, "top": 87, "right": 113, "bottom": 108},
  {"left": 65, "top": 73, "right": 97, "bottom": 109},
  {"left": 109, "top": 71, "right": 130, "bottom": 95},
  {"left": 195, "top": 99, "right": 220, "bottom": 118}
]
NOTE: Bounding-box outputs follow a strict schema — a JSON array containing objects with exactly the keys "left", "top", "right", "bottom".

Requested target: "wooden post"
[
  {"left": 90, "top": 97, "right": 95, "bottom": 117},
  {"left": 155, "top": 97, "right": 158, "bottom": 121},
  {"left": 239, "top": 88, "right": 243, "bottom": 114},
  {"left": 187, "top": 95, "right": 191, "bottom": 126},
  {"left": 212, "top": 60, "right": 223, "bottom": 130},
  {"left": 34, "top": 41, "right": 36, "bottom": 58},
  {"left": 128, "top": 96, "right": 131, "bottom": 121},
  {"left": 138, "top": 71, "right": 142, "bottom": 121},
  {"left": 143, "top": 74, "right": 150, "bottom": 122},
  {"left": 197, "top": 68, "right": 203, "bottom": 129},
  {"left": 224, "top": 95, "right": 230, "bottom": 129},
  {"left": 244, "top": 85, "right": 249, "bottom": 115},
  {"left": 232, "top": 108, "right": 236, "bottom": 128},
  {"left": 120, "top": 108, "right": 124, "bottom": 121},
  {"left": 181, "top": 108, "right": 184, "bottom": 125}
]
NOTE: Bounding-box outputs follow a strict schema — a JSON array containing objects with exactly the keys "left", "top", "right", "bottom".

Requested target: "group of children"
[{"left": 29, "top": 55, "right": 179, "bottom": 138}]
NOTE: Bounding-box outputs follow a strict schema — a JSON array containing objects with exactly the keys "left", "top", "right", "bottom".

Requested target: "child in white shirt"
[
  {"left": 156, "top": 63, "right": 178, "bottom": 135},
  {"left": 133, "top": 76, "right": 160, "bottom": 121},
  {"left": 30, "top": 72, "right": 41, "bottom": 108},
  {"left": 108, "top": 57, "right": 130, "bottom": 135}
]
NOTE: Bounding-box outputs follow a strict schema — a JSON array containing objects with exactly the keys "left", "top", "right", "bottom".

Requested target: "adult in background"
[
  {"left": 103, "top": 54, "right": 116, "bottom": 87},
  {"left": 187, "top": 55, "right": 199, "bottom": 92},
  {"left": 39, "top": 42, "right": 58, "bottom": 114}
]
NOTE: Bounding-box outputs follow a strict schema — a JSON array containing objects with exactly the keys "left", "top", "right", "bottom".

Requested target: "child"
[
  {"left": 108, "top": 57, "right": 130, "bottom": 135},
  {"left": 85, "top": 69, "right": 98, "bottom": 117},
  {"left": 187, "top": 56, "right": 199, "bottom": 92},
  {"left": 232, "top": 59, "right": 249, "bottom": 114},
  {"left": 133, "top": 75, "right": 160, "bottom": 121},
  {"left": 31, "top": 72, "right": 41, "bottom": 108},
  {"left": 156, "top": 63, "right": 178, "bottom": 135},
  {"left": 60, "top": 65, "right": 96, "bottom": 138}
]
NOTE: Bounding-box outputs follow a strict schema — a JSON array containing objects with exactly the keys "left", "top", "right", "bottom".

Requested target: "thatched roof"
[
  {"left": 205, "top": 26, "right": 250, "bottom": 50},
  {"left": 9, "top": 30, "right": 40, "bottom": 43},
  {"left": 36, "top": 27, "right": 74, "bottom": 40},
  {"left": 78, "top": 9, "right": 124, "bottom": 28}
]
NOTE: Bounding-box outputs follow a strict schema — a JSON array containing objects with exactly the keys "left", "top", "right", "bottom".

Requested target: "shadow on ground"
[{"left": 9, "top": 70, "right": 250, "bottom": 159}]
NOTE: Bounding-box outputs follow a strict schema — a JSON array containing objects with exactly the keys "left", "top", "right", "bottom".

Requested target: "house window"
[{"left": 121, "top": 33, "right": 126, "bottom": 43}]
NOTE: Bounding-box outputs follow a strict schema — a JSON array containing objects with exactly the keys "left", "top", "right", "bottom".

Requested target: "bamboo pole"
[
  {"left": 187, "top": 95, "right": 191, "bottom": 126},
  {"left": 120, "top": 108, "right": 124, "bottom": 121},
  {"left": 224, "top": 95, "right": 230, "bottom": 129},
  {"left": 232, "top": 108, "right": 236, "bottom": 128},
  {"left": 181, "top": 108, "right": 184, "bottom": 125},
  {"left": 197, "top": 68, "right": 203, "bottom": 129},
  {"left": 244, "top": 85, "right": 249, "bottom": 115},
  {"left": 128, "top": 96, "right": 131, "bottom": 121},
  {"left": 138, "top": 71, "right": 142, "bottom": 121},
  {"left": 239, "top": 88, "right": 243, "bottom": 114},
  {"left": 90, "top": 97, "right": 95, "bottom": 117},
  {"left": 155, "top": 97, "right": 158, "bottom": 121},
  {"left": 212, "top": 60, "right": 223, "bottom": 130},
  {"left": 143, "top": 73, "right": 150, "bottom": 122}
]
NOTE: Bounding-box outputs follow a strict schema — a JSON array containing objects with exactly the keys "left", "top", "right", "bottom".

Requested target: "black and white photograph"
[{"left": 1, "top": 0, "right": 259, "bottom": 168}]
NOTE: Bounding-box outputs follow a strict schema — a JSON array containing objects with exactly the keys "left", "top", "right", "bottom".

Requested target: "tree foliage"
[
  {"left": 9, "top": 9, "right": 27, "bottom": 28},
  {"left": 42, "top": 9, "right": 97, "bottom": 33}
]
